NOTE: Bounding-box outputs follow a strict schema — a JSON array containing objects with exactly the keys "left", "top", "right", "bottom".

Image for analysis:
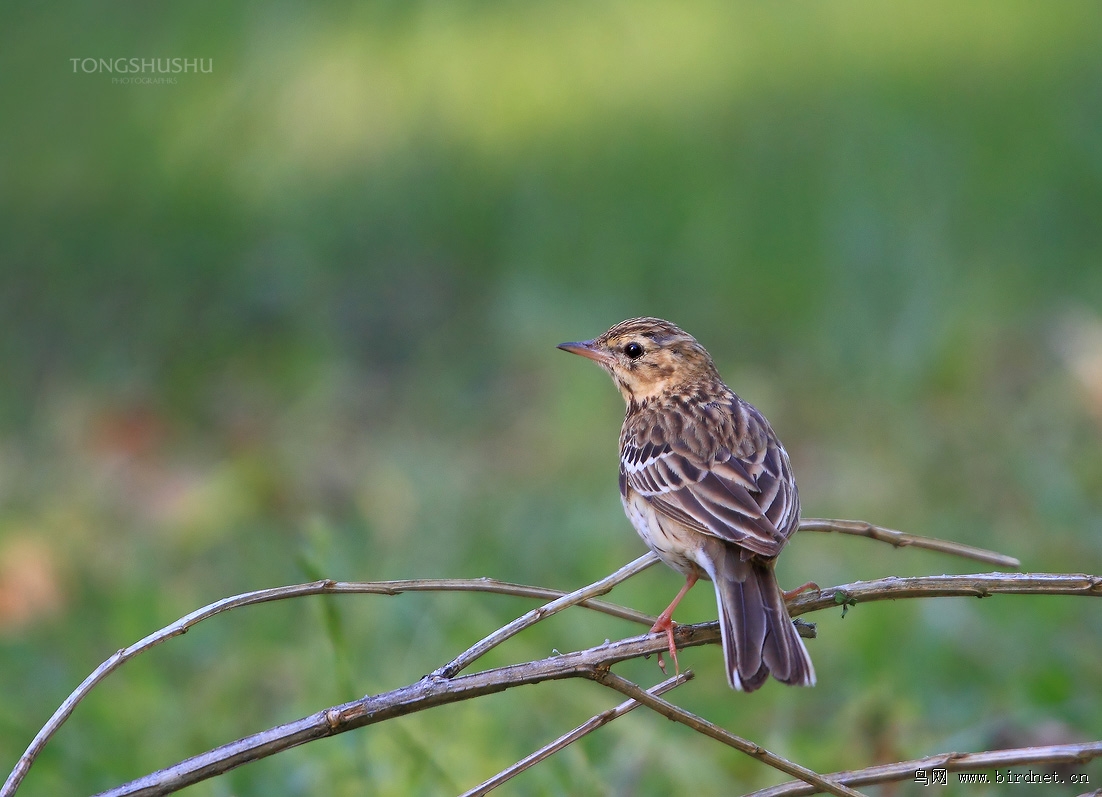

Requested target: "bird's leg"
[
  {"left": 781, "top": 581, "right": 820, "bottom": 601},
  {"left": 650, "top": 572, "right": 698, "bottom": 674}
]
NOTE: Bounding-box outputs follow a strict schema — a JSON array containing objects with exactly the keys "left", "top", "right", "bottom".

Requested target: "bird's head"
[{"left": 558, "top": 317, "right": 720, "bottom": 403}]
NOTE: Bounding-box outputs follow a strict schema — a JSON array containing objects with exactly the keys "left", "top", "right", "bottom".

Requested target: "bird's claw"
[{"left": 651, "top": 621, "right": 680, "bottom": 676}]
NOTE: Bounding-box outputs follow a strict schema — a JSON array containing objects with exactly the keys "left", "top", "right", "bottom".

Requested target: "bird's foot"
[
  {"left": 648, "top": 573, "right": 696, "bottom": 675},
  {"left": 649, "top": 614, "right": 680, "bottom": 675}
]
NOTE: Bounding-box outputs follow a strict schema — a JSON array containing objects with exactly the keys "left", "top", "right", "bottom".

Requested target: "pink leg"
[
  {"left": 781, "top": 581, "right": 820, "bottom": 601},
  {"left": 649, "top": 572, "right": 698, "bottom": 674}
]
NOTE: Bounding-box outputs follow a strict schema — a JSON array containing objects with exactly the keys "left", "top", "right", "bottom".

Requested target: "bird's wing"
[{"left": 620, "top": 401, "right": 798, "bottom": 557}]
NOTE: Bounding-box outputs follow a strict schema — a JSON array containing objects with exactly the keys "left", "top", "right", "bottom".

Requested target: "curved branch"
[
  {"left": 459, "top": 671, "right": 692, "bottom": 797},
  {"left": 0, "top": 571, "right": 657, "bottom": 797},
  {"left": 85, "top": 634, "right": 732, "bottom": 797},
  {"left": 86, "top": 571, "right": 1101, "bottom": 797},
  {"left": 430, "top": 553, "right": 658, "bottom": 679},
  {"left": 595, "top": 671, "right": 868, "bottom": 797},
  {"left": 0, "top": 519, "right": 1020, "bottom": 796},
  {"left": 799, "top": 518, "right": 1021, "bottom": 569},
  {"left": 785, "top": 572, "right": 1102, "bottom": 618}
]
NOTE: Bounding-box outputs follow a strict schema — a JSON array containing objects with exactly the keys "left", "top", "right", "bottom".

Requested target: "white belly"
[{"left": 621, "top": 491, "right": 706, "bottom": 578}]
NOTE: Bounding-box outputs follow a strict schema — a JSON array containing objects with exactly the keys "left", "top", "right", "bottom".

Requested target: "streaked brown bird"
[{"left": 558, "top": 317, "right": 815, "bottom": 691}]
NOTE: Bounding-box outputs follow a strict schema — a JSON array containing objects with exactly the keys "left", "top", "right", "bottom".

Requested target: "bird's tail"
[{"left": 703, "top": 542, "right": 815, "bottom": 692}]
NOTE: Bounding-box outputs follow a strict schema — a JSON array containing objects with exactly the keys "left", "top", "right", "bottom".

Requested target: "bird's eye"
[{"left": 623, "top": 342, "right": 644, "bottom": 359}]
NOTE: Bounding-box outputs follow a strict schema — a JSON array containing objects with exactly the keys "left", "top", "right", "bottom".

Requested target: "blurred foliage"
[{"left": 2, "top": 1, "right": 1102, "bottom": 795}]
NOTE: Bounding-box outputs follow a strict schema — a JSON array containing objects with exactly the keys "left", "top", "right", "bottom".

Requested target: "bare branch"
[
  {"left": 429, "top": 553, "right": 658, "bottom": 679},
  {"left": 799, "top": 518, "right": 1021, "bottom": 569},
  {"left": 459, "top": 671, "right": 693, "bottom": 797},
  {"left": 594, "top": 671, "right": 869, "bottom": 797},
  {"left": 91, "top": 634, "right": 686, "bottom": 797},
  {"left": 5, "top": 552, "right": 1096, "bottom": 796},
  {"left": 0, "top": 517, "right": 1024, "bottom": 797},
  {"left": 320, "top": 574, "right": 659, "bottom": 626},
  {"left": 785, "top": 572, "right": 1102, "bottom": 619},
  {"left": 746, "top": 741, "right": 1102, "bottom": 796},
  {"left": 0, "top": 572, "right": 656, "bottom": 797},
  {"left": 79, "top": 566, "right": 1102, "bottom": 797}
]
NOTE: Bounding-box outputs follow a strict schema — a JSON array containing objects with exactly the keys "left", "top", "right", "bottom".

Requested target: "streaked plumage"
[{"left": 558, "top": 317, "right": 815, "bottom": 691}]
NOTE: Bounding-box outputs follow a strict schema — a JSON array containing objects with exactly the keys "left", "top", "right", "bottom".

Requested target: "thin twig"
[
  {"left": 785, "top": 572, "right": 1102, "bottom": 619},
  {"left": 459, "top": 671, "right": 693, "bottom": 797},
  {"left": 432, "top": 520, "right": 1023, "bottom": 681},
  {"left": 594, "top": 671, "right": 869, "bottom": 797},
  {"left": 0, "top": 574, "right": 655, "bottom": 797},
  {"left": 799, "top": 518, "right": 1021, "bottom": 569},
  {"left": 429, "top": 553, "right": 658, "bottom": 679},
  {"left": 746, "top": 740, "right": 1102, "bottom": 796},
  {"left": 1, "top": 518, "right": 1018, "bottom": 795},
  {"left": 90, "top": 636, "right": 683, "bottom": 797},
  {"left": 36, "top": 569, "right": 1101, "bottom": 797},
  {"left": 4, "top": 546, "right": 1091, "bottom": 797},
  {"left": 322, "top": 575, "right": 659, "bottom": 625}
]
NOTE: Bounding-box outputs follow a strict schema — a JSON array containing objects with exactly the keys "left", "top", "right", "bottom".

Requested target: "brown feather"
[{"left": 560, "top": 317, "right": 815, "bottom": 691}]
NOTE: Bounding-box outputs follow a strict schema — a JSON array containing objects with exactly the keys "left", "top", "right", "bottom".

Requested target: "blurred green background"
[{"left": 2, "top": 2, "right": 1102, "bottom": 795}]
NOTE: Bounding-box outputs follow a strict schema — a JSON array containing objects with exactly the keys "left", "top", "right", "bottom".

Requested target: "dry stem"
[
  {"left": 429, "top": 552, "right": 658, "bottom": 679},
  {"left": 0, "top": 572, "right": 656, "bottom": 797},
  {"left": 459, "top": 671, "right": 692, "bottom": 796},
  {"left": 1, "top": 520, "right": 1094, "bottom": 797},
  {"left": 595, "top": 671, "right": 869, "bottom": 797},
  {"left": 76, "top": 570, "right": 1101, "bottom": 797},
  {"left": 799, "top": 518, "right": 1021, "bottom": 569}
]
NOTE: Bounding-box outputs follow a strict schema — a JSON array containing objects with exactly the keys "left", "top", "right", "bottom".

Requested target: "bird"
[{"left": 558, "top": 317, "right": 815, "bottom": 691}]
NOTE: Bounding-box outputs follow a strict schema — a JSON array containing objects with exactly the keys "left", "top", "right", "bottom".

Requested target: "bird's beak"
[{"left": 557, "top": 339, "right": 615, "bottom": 366}]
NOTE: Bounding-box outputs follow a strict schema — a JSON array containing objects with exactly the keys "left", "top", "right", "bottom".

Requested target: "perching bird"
[{"left": 558, "top": 318, "right": 815, "bottom": 691}]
